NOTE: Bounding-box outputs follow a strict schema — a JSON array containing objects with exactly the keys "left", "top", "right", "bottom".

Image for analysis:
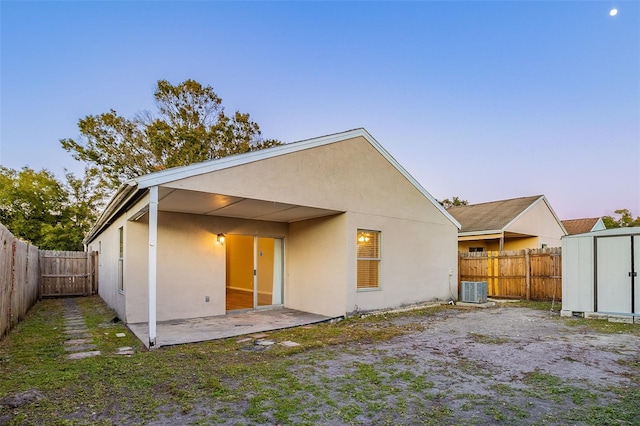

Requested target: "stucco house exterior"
[
  {"left": 447, "top": 195, "right": 567, "bottom": 252},
  {"left": 561, "top": 217, "right": 606, "bottom": 235},
  {"left": 84, "top": 128, "right": 461, "bottom": 346}
]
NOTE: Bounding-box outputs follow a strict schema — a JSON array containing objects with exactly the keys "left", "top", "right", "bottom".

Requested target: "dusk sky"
[{"left": 1, "top": 1, "right": 638, "bottom": 220}]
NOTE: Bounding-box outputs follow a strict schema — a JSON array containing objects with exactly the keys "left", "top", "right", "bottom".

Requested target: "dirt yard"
[
  {"left": 1, "top": 300, "right": 639, "bottom": 425},
  {"left": 149, "top": 305, "right": 640, "bottom": 425}
]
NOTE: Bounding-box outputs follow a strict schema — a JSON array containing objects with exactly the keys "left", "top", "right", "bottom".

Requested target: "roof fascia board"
[
  {"left": 459, "top": 229, "right": 502, "bottom": 237},
  {"left": 83, "top": 182, "right": 141, "bottom": 244},
  {"left": 502, "top": 195, "right": 567, "bottom": 235},
  {"left": 592, "top": 218, "right": 605, "bottom": 231},
  {"left": 501, "top": 196, "right": 542, "bottom": 231},
  {"left": 133, "top": 128, "right": 461, "bottom": 229},
  {"left": 357, "top": 130, "right": 462, "bottom": 229},
  {"left": 86, "top": 128, "right": 462, "bottom": 241},
  {"left": 133, "top": 129, "right": 368, "bottom": 190}
]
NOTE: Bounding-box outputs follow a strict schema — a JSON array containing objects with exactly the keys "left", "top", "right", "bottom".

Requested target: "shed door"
[
  {"left": 635, "top": 236, "right": 640, "bottom": 314},
  {"left": 596, "top": 236, "right": 637, "bottom": 314}
]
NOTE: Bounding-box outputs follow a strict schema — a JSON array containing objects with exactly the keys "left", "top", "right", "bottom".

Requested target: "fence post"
[{"left": 525, "top": 249, "right": 531, "bottom": 300}]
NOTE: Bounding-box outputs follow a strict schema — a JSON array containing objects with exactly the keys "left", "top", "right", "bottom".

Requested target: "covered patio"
[{"left": 127, "top": 308, "right": 335, "bottom": 348}]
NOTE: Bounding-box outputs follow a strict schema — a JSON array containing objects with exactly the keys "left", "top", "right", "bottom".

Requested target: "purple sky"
[{"left": 1, "top": 1, "right": 638, "bottom": 220}]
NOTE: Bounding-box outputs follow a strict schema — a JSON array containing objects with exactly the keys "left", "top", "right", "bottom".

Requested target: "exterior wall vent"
[{"left": 460, "top": 281, "right": 488, "bottom": 303}]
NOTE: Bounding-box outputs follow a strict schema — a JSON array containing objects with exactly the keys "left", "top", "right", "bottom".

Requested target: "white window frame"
[
  {"left": 118, "top": 226, "right": 124, "bottom": 294},
  {"left": 356, "top": 229, "right": 381, "bottom": 291}
]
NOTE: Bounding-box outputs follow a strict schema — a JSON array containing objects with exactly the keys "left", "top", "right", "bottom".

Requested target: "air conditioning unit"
[{"left": 460, "top": 281, "right": 488, "bottom": 303}]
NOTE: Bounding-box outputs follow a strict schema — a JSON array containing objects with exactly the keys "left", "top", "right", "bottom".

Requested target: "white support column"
[{"left": 148, "top": 186, "right": 158, "bottom": 347}]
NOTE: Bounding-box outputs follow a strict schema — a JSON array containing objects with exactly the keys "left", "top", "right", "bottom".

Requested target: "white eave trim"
[
  {"left": 133, "top": 129, "right": 370, "bottom": 189},
  {"left": 83, "top": 181, "right": 140, "bottom": 244},
  {"left": 459, "top": 229, "right": 503, "bottom": 237},
  {"left": 129, "top": 128, "right": 460, "bottom": 229},
  {"left": 84, "top": 128, "right": 462, "bottom": 242},
  {"left": 503, "top": 195, "right": 568, "bottom": 235}
]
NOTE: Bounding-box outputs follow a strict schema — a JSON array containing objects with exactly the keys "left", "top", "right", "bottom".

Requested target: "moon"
[{"left": 610, "top": 8, "right": 618, "bottom": 16}]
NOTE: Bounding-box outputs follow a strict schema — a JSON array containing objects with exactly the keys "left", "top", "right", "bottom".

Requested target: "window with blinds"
[
  {"left": 357, "top": 230, "right": 381, "bottom": 290},
  {"left": 118, "top": 227, "right": 124, "bottom": 293}
]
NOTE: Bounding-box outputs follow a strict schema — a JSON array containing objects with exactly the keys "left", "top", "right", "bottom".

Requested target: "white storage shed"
[{"left": 561, "top": 227, "right": 640, "bottom": 320}]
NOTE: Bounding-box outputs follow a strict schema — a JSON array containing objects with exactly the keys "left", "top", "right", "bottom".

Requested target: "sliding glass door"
[{"left": 226, "top": 235, "right": 283, "bottom": 311}]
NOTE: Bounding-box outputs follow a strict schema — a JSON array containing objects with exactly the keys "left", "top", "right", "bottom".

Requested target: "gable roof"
[
  {"left": 85, "top": 128, "right": 460, "bottom": 243},
  {"left": 561, "top": 218, "right": 602, "bottom": 235},
  {"left": 447, "top": 195, "right": 562, "bottom": 234}
]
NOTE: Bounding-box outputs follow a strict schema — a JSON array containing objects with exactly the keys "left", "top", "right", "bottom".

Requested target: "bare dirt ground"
[
  {"left": 2, "top": 303, "right": 639, "bottom": 425},
  {"left": 147, "top": 305, "right": 640, "bottom": 425}
]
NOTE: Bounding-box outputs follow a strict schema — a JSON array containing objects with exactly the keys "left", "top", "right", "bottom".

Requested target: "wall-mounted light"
[{"left": 216, "top": 233, "right": 226, "bottom": 245}]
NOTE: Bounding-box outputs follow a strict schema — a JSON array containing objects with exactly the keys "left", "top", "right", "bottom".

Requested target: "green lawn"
[{"left": 1, "top": 297, "right": 638, "bottom": 425}]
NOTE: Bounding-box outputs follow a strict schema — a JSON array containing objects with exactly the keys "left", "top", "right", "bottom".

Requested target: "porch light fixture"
[{"left": 216, "top": 233, "right": 226, "bottom": 245}]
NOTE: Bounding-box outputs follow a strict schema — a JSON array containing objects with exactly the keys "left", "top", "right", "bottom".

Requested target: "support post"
[
  {"left": 148, "top": 186, "right": 158, "bottom": 347},
  {"left": 525, "top": 249, "right": 531, "bottom": 300}
]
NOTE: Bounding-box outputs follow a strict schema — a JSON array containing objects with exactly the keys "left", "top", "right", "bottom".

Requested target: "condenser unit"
[{"left": 460, "top": 281, "right": 488, "bottom": 303}]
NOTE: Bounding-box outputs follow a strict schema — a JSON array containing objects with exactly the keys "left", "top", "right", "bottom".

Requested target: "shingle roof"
[
  {"left": 447, "top": 195, "right": 543, "bottom": 233},
  {"left": 561, "top": 218, "right": 600, "bottom": 235}
]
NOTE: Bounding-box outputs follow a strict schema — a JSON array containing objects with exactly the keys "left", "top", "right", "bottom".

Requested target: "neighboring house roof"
[
  {"left": 447, "top": 195, "right": 566, "bottom": 236},
  {"left": 84, "top": 128, "right": 461, "bottom": 244},
  {"left": 561, "top": 218, "right": 604, "bottom": 235}
]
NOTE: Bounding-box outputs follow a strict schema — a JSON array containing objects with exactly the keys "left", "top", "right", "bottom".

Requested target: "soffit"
[{"left": 157, "top": 187, "right": 341, "bottom": 223}]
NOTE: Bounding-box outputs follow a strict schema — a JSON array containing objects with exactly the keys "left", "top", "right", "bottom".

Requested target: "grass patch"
[
  {"left": 469, "top": 332, "right": 511, "bottom": 345},
  {"left": 523, "top": 371, "right": 597, "bottom": 404},
  {"left": 0, "top": 296, "right": 447, "bottom": 425},
  {"left": 1, "top": 296, "right": 638, "bottom": 425},
  {"left": 504, "top": 300, "right": 556, "bottom": 311},
  {"left": 565, "top": 318, "right": 640, "bottom": 336}
]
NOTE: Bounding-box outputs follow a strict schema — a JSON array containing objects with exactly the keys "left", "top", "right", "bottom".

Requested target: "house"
[
  {"left": 561, "top": 227, "right": 640, "bottom": 319},
  {"left": 84, "top": 128, "right": 461, "bottom": 347},
  {"left": 561, "top": 217, "right": 606, "bottom": 235},
  {"left": 447, "top": 195, "right": 567, "bottom": 252}
]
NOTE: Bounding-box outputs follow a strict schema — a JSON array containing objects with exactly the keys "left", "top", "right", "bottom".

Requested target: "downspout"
[{"left": 148, "top": 186, "right": 158, "bottom": 348}]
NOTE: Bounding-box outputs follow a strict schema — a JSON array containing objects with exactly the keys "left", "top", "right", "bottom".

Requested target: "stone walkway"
[{"left": 61, "top": 298, "right": 101, "bottom": 360}]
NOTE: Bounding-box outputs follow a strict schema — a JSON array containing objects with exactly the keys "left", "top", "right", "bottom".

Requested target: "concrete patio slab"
[{"left": 128, "top": 308, "right": 335, "bottom": 348}]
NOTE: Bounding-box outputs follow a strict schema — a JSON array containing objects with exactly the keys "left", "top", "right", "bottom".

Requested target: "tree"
[
  {"left": 61, "top": 79, "right": 281, "bottom": 190},
  {"left": 0, "top": 167, "right": 101, "bottom": 250},
  {"left": 439, "top": 196, "right": 469, "bottom": 209},
  {"left": 602, "top": 209, "right": 640, "bottom": 229}
]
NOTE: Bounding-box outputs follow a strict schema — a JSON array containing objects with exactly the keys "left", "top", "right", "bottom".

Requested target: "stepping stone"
[
  {"left": 65, "top": 329, "right": 89, "bottom": 335},
  {"left": 237, "top": 337, "right": 252, "bottom": 343},
  {"left": 280, "top": 341, "right": 301, "bottom": 347},
  {"left": 240, "top": 345, "right": 266, "bottom": 352},
  {"left": 64, "top": 344, "right": 97, "bottom": 352},
  {"left": 115, "top": 347, "right": 135, "bottom": 356},
  {"left": 64, "top": 332, "right": 91, "bottom": 339},
  {"left": 65, "top": 326, "right": 88, "bottom": 331},
  {"left": 254, "top": 339, "right": 275, "bottom": 346},
  {"left": 64, "top": 339, "right": 91, "bottom": 346},
  {"left": 250, "top": 333, "right": 268, "bottom": 339},
  {"left": 66, "top": 351, "right": 101, "bottom": 360},
  {"left": 115, "top": 333, "right": 126, "bottom": 338}
]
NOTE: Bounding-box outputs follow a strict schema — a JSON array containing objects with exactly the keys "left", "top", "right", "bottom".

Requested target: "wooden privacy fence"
[
  {"left": 459, "top": 248, "right": 562, "bottom": 301},
  {"left": 40, "top": 250, "right": 98, "bottom": 298},
  {"left": 1, "top": 224, "right": 40, "bottom": 339},
  {"left": 1, "top": 223, "right": 98, "bottom": 340}
]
